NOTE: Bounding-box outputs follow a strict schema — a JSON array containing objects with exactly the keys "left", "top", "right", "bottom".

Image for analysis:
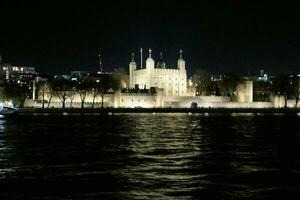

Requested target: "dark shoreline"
[{"left": 11, "top": 107, "right": 300, "bottom": 114}]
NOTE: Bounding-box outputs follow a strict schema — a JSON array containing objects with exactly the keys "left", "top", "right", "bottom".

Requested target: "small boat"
[{"left": 0, "top": 106, "right": 18, "bottom": 114}]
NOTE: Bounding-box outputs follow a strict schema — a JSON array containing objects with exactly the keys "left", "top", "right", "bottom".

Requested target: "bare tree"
[
  {"left": 271, "top": 74, "right": 290, "bottom": 108},
  {"left": 86, "top": 77, "right": 100, "bottom": 108},
  {"left": 193, "top": 69, "right": 213, "bottom": 95},
  {"left": 53, "top": 78, "right": 71, "bottom": 109},
  {"left": 77, "top": 79, "right": 88, "bottom": 109},
  {"left": 290, "top": 75, "right": 300, "bottom": 108},
  {"left": 68, "top": 87, "right": 76, "bottom": 108},
  {"left": 38, "top": 80, "right": 53, "bottom": 108},
  {"left": 87, "top": 75, "right": 119, "bottom": 108},
  {"left": 217, "top": 73, "right": 241, "bottom": 101},
  {"left": 3, "top": 80, "right": 31, "bottom": 108},
  {"left": 46, "top": 80, "right": 55, "bottom": 108},
  {"left": 38, "top": 81, "right": 47, "bottom": 108}
]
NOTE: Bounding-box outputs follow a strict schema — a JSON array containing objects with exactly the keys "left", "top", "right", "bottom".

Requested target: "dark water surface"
[{"left": 0, "top": 113, "right": 300, "bottom": 199}]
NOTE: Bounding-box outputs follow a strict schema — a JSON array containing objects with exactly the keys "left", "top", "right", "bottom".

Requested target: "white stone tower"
[
  {"left": 145, "top": 49, "right": 154, "bottom": 89},
  {"left": 146, "top": 49, "right": 154, "bottom": 70},
  {"left": 129, "top": 52, "right": 136, "bottom": 88},
  {"left": 177, "top": 49, "right": 185, "bottom": 71},
  {"left": 177, "top": 49, "right": 187, "bottom": 96}
]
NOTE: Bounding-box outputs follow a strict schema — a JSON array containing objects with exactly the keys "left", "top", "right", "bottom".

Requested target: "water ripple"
[{"left": 0, "top": 113, "right": 299, "bottom": 199}]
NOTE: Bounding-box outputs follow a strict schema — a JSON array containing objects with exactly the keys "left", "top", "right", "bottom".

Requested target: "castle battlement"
[{"left": 154, "top": 68, "right": 179, "bottom": 72}]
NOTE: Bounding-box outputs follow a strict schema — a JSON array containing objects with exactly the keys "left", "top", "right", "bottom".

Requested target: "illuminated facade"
[
  {"left": 1, "top": 65, "right": 36, "bottom": 80},
  {"left": 30, "top": 49, "right": 264, "bottom": 109},
  {"left": 236, "top": 81, "right": 253, "bottom": 103},
  {"left": 129, "top": 49, "right": 187, "bottom": 97},
  {"left": 114, "top": 88, "right": 164, "bottom": 108}
]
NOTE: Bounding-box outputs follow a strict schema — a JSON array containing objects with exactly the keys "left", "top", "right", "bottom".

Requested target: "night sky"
[{"left": 1, "top": 1, "right": 300, "bottom": 76}]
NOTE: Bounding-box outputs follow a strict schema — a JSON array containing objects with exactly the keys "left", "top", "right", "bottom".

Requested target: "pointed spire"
[
  {"left": 179, "top": 49, "right": 183, "bottom": 59},
  {"left": 131, "top": 52, "right": 135, "bottom": 62},
  {"left": 149, "top": 48, "right": 152, "bottom": 58},
  {"left": 160, "top": 52, "right": 163, "bottom": 60}
]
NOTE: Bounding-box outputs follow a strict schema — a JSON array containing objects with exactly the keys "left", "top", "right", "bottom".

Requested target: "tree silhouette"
[
  {"left": 87, "top": 75, "right": 119, "bottom": 108},
  {"left": 52, "top": 78, "right": 71, "bottom": 109},
  {"left": 77, "top": 78, "right": 89, "bottom": 109},
  {"left": 271, "top": 74, "right": 290, "bottom": 108},
  {"left": 193, "top": 69, "right": 213, "bottom": 95},
  {"left": 217, "top": 73, "right": 241, "bottom": 101},
  {"left": 289, "top": 75, "right": 299, "bottom": 108},
  {"left": 37, "top": 80, "right": 53, "bottom": 108},
  {"left": 3, "top": 80, "right": 31, "bottom": 108}
]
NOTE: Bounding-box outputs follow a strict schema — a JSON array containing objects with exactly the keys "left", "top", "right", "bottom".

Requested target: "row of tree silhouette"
[
  {"left": 193, "top": 70, "right": 299, "bottom": 108},
  {"left": 2, "top": 70, "right": 299, "bottom": 108},
  {"left": 3, "top": 74, "right": 122, "bottom": 108}
]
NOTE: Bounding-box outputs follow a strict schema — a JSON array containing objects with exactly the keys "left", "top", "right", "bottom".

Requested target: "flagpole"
[{"left": 140, "top": 48, "right": 143, "bottom": 69}]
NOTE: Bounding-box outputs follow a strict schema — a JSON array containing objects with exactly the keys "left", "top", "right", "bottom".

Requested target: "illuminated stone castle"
[
  {"left": 129, "top": 49, "right": 187, "bottom": 96},
  {"left": 29, "top": 48, "right": 260, "bottom": 109}
]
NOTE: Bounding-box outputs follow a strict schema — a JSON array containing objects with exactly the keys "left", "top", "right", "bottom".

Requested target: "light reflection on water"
[
  {"left": 0, "top": 113, "right": 299, "bottom": 199},
  {"left": 0, "top": 117, "right": 17, "bottom": 179},
  {"left": 0, "top": 117, "right": 5, "bottom": 132}
]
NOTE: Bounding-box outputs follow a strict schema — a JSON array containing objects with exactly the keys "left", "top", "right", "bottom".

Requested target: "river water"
[{"left": 0, "top": 113, "right": 300, "bottom": 199}]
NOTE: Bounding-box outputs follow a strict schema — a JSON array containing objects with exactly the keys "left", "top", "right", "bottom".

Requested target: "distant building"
[
  {"left": 1, "top": 65, "right": 36, "bottom": 80},
  {"left": 70, "top": 71, "right": 91, "bottom": 81}
]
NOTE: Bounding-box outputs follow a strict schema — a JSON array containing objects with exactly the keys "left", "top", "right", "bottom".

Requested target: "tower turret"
[
  {"left": 177, "top": 49, "right": 185, "bottom": 71},
  {"left": 146, "top": 49, "right": 154, "bottom": 70},
  {"left": 156, "top": 52, "right": 166, "bottom": 69},
  {"left": 129, "top": 52, "right": 137, "bottom": 88}
]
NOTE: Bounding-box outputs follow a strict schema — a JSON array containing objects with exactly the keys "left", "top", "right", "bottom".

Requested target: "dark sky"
[{"left": 1, "top": 0, "right": 300, "bottom": 76}]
